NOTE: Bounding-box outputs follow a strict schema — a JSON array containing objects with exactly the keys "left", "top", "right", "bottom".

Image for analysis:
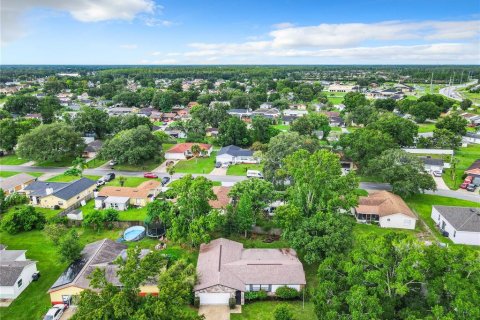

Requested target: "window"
[
  {"left": 17, "top": 279, "right": 23, "bottom": 288},
  {"left": 453, "top": 231, "right": 456, "bottom": 238},
  {"left": 403, "top": 219, "right": 411, "bottom": 226},
  {"left": 250, "top": 284, "right": 271, "bottom": 292},
  {"left": 251, "top": 285, "right": 261, "bottom": 291},
  {"left": 58, "top": 201, "right": 63, "bottom": 205}
]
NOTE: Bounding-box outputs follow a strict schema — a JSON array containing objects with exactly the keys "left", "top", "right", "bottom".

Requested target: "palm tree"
[
  {"left": 118, "top": 176, "right": 126, "bottom": 187},
  {"left": 72, "top": 157, "right": 87, "bottom": 177},
  {"left": 167, "top": 164, "right": 175, "bottom": 178},
  {"left": 190, "top": 144, "right": 201, "bottom": 163}
]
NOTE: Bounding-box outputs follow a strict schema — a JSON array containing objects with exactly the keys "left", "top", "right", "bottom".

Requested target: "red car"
[
  {"left": 143, "top": 172, "right": 158, "bottom": 179},
  {"left": 464, "top": 176, "right": 473, "bottom": 184},
  {"left": 460, "top": 182, "right": 469, "bottom": 189}
]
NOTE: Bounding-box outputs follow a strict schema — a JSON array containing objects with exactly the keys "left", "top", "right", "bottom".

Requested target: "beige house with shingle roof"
[
  {"left": 0, "top": 173, "right": 36, "bottom": 195},
  {"left": 354, "top": 191, "right": 417, "bottom": 230},
  {"left": 96, "top": 180, "right": 161, "bottom": 210},
  {"left": 194, "top": 238, "right": 306, "bottom": 306}
]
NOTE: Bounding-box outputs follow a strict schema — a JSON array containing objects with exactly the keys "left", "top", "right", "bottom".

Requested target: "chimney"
[{"left": 45, "top": 183, "right": 54, "bottom": 195}]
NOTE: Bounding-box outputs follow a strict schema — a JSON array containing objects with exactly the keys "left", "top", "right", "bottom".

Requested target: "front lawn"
[
  {"left": 114, "top": 159, "right": 162, "bottom": 172},
  {"left": 405, "top": 194, "right": 480, "bottom": 243},
  {"left": 174, "top": 152, "right": 217, "bottom": 174},
  {"left": 105, "top": 176, "right": 153, "bottom": 187},
  {"left": 418, "top": 123, "right": 436, "bottom": 133},
  {"left": 0, "top": 171, "right": 43, "bottom": 178},
  {"left": 0, "top": 154, "right": 28, "bottom": 165},
  {"left": 46, "top": 174, "right": 100, "bottom": 182},
  {"left": 35, "top": 157, "right": 75, "bottom": 167},
  {"left": 85, "top": 157, "right": 107, "bottom": 169},
  {"left": 443, "top": 144, "right": 480, "bottom": 190},
  {"left": 231, "top": 301, "right": 315, "bottom": 320},
  {"left": 271, "top": 124, "right": 290, "bottom": 131},
  {"left": 227, "top": 163, "right": 263, "bottom": 176}
]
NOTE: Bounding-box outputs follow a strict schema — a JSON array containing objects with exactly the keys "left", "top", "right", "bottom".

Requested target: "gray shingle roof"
[
  {"left": 0, "top": 250, "right": 36, "bottom": 286},
  {"left": 24, "top": 178, "right": 95, "bottom": 200},
  {"left": 433, "top": 206, "right": 480, "bottom": 232},
  {"left": 218, "top": 145, "right": 253, "bottom": 157},
  {"left": 0, "top": 173, "right": 36, "bottom": 191},
  {"left": 420, "top": 157, "right": 444, "bottom": 166}
]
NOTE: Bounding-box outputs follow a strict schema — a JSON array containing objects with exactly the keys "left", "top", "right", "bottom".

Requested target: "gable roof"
[
  {"left": 84, "top": 140, "right": 103, "bottom": 152},
  {"left": 0, "top": 250, "right": 36, "bottom": 286},
  {"left": 98, "top": 180, "right": 161, "bottom": 199},
  {"left": 420, "top": 157, "right": 444, "bottom": 166},
  {"left": 0, "top": 173, "right": 36, "bottom": 191},
  {"left": 166, "top": 143, "right": 212, "bottom": 154},
  {"left": 434, "top": 206, "right": 480, "bottom": 232},
  {"left": 217, "top": 145, "right": 253, "bottom": 157},
  {"left": 24, "top": 178, "right": 96, "bottom": 200},
  {"left": 195, "top": 238, "right": 306, "bottom": 292},
  {"left": 356, "top": 191, "right": 417, "bottom": 219}
]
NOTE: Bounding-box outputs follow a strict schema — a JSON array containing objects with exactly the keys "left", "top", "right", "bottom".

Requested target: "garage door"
[{"left": 198, "top": 293, "right": 230, "bottom": 305}]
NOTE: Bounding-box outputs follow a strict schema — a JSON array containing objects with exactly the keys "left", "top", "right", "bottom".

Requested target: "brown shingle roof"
[
  {"left": 195, "top": 238, "right": 306, "bottom": 292},
  {"left": 98, "top": 180, "right": 161, "bottom": 199},
  {"left": 209, "top": 186, "right": 231, "bottom": 209},
  {"left": 0, "top": 173, "right": 36, "bottom": 191},
  {"left": 355, "top": 191, "right": 417, "bottom": 219},
  {"left": 166, "top": 143, "right": 212, "bottom": 154}
]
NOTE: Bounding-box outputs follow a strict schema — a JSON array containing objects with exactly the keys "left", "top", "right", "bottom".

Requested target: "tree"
[
  {"left": 274, "top": 304, "right": 295, "bottom": 320},
  {"left": 367, "top": 113, "right": 419, "bottom": 147},
  {"left": 290, "top": 113, "right": 331, "bottom": 138},
  {"left": 409, "top": 101, "right": 442, "bottom": 123},
  {"left": 347, "top": 104, "right": 378, "bottom": 126},
  {"left": 229, "top": 178, "right": 275, "bottom": 213},
  {"left": 39, "top": 96, "right": 61, "bottom": 124},
  {"left": 108, "top": 114, "right": 153, "bottom": 135},
  {"left": 145, "top": 200, "right": 172, "bottom": 225},
  {"left": 235, "top": 195, "right": 254, "bottom": 237},
  {"left": 418, "top": 129, "right": 462, "bottom": 150},
  {"left": 152, "top": 90, "right": 177, "bottom": 111},
  {"left": 99, "top": 125, "right": 162, "bottom": 165},
  {"left": 118, "top": 176, "right": 127, "bottom": 187},
  {"left": 73, "top": 107, "right": 110, "bottom": 138},
  {"left": 58, "top": 229, "right": 82, "bottom": 263},
  {"left": 460, "top": 98, "right": 473, "bottom": 111},
  {"left": 343, "top": 92, "right": 369, "bottom": 112},
  {"left": 435, "top": 113, "right": 468, "bottom": 136},
  {"left": 338, "top": 128, "right": 397, "bottom": 170},
  {"left": 72, "top": 157, "right": 87, "bottom": 176},
  {"left": 418, "top": 94, "right": 453, "bottom": 113},
  {"left": 0, "top": 118, "right": 40, "bottom": 152},
  {"left": 44, "top": 223, "right": 68, "bottom": 245},
  {"left": 1, "top": 206, "right": 46, "bottom": 234},
  {"left": 218, "top": 117, "right": 250, "bottom": 147},
  {"left": 185, "top": 118, "right": 206, "bottom": 142},
  {"left": 17, "top": 123, "right": 85, "bottom": 163},
  {"left": 374, "top": 98, "right": 397, "bottom": 112},
  {"left": 367, "top": 149, "right": 436, "bottom": 197},
  {"left": 251, "top": 116, "right": 279, "bottom": 143},
  {"left": 4, "top": 95, "right": 39, "bottom": 115}
]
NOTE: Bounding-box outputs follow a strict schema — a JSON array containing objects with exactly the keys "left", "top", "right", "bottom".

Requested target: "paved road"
[
  {"left": 2, "top": 165, "right": 479, "bottom": 202},
  {"left": 439, "top": 80, "right": 479, "bottom": 106}
]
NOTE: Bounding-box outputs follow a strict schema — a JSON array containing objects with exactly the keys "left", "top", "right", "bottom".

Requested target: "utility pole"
[
  {"left": 460, "top": 70, "right": 464, "bottom": 84},
  {"left": 430, "top": 72, "right": 434, "bottom": 93}
]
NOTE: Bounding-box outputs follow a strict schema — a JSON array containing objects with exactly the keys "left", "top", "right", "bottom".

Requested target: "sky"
[{"left": 1, "top": 0, "right": 479, "bottom": 65}]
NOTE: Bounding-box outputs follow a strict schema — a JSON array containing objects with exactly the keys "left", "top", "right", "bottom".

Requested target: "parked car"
[
  {"left": 464, "top": 176, "right": 473, "bottom": 184},
  {"left": 109, "top": 160, "right": 117, "bottom": 166},
  {"left": 144, "top": 172, "right": 158, "bottom": 179},
  {"left": 460, "top": 182, "right": 469, "bottom": 189},
  {"left": 43, "top": 304, "right": 67, "bottom": 320},
  {"left": 247, "top": 170, "right": 264, "bottom": 179},
  {"left": 165, "top": 160, "right": 174, "bottom": 167},
  {"left": 466, "top": 184, "right": 477, "bottom": 192},
  {"left": 432, "top": 170, "right": 442, "bottom": 177},
  {"left": 96, "top": 179, "right": 106, "bottom": 186},
  {"left": 161, "top": 177, "right": 170, "bottom": 186},
  {"left": 215, "top": 162, "right": 222, "bottom": 168},
  {"left": 103, "top": 173, "right": 115, "bottom": 182}
]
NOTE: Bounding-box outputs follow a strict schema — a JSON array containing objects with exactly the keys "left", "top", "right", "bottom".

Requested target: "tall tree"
[
  {"left": 73, "top": 107, "right": 110, "bottom": 138},
  {"left": 367, "top": 113, "right": 419, "bottom": 147},
  {"left": 435, "top": 113, "right": 468, "bottom": 136},
  {"left": 218, "top": 116, "right": 250, "bottom": 147},
  {"left": 343, "top": 92, "right": 369, "bottom": 112}
]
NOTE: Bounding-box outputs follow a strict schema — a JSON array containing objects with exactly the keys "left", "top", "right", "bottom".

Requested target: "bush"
[
  {"left": 4, "top": 192, "right": 28, "bottom": 207},
  {"left": 58, "top": 229, "right": 82, "bottom": 263},
  {"left": 1, "top": 206, "right": 46, "bottom": 234},
  {"left": 44, "top": 223, "right": 68, "bottom": 245},
  {"left": 83, "top": 209, "right": 119, "bottom": 230},
  {"left": 229, "top": 297, "right": 236, "bottom": 309},
  {"left": 193, "top": 297, "right": 200, "bottom": 308},
  {"left": 275, "top": 286, "right": 300, "bottom": 300},
  {"left": 274, "top": 304, "right": 295, "bottom": 320},
  {"left": 245, "top": 290, "right": 268, "bottom": 301}
]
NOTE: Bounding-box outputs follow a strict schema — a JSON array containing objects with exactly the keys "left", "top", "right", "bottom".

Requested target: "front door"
[{"left": 235, "top": 290, "right": 241, "bottom": 305}]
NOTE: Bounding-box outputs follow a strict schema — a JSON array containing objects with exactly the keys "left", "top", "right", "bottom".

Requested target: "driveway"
[
  {"left": 433, "top": 175, "right": 449, "bottom": 190},
  {"left": 198, "top": 305, "right": 230, "bottom": 320},
  {"left": 153, "top": 160, "right": 178, "bottom": 173},
  {"left": 210, "top": 167, "right": 227, "bottom": 176},
  {"left": 60, "top": 306, "right": 76, "bottom": 319}
]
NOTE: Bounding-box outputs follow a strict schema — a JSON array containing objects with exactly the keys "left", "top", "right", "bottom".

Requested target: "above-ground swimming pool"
[{"left": 123, "top": 226, "right": 146, "bottom": 241}]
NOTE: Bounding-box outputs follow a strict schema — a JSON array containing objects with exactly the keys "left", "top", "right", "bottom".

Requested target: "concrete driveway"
[
  {"left": 198, "top": 305, "right": 230, "bottom": 320},
  {"left": 433, "top": 175, "right": 449, "bottom": 190},
  {"left": 210, "top": 167, "right": 227, "bottom": 176}
]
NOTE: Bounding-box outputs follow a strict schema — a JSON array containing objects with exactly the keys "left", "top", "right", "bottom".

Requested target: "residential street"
[{"left": 2, "top": 165, "right": 478, "bottom": 202}]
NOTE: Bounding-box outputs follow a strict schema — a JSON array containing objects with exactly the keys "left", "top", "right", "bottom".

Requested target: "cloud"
[
  {"left": 272, "top": 22, "right": 295, "bottom": 29},
  {"left": 178, "top": 19, "right": 480, "bottom": 63},
  {"left": 143, "top": 18, "right": 176, "bottom": 27},
  {"left": 120, "top": 44, "right": 138, "bottom": 49},
  {"left": 1, "top": 0, "right": 156, "bottom": 44}
]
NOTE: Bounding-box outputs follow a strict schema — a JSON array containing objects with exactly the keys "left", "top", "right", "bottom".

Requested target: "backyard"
[
  {"left": 443, "top": 144, "right": 480, "bottom": 189},
  {"left": 418, "top": 123, "right": 436, "bottom": 133},
  {"left": 174, "top": 152, "right": 217, "bottom": 174}
]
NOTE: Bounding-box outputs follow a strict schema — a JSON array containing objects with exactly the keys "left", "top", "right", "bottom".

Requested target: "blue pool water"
[{"left": 123, "top": 226, "right": 146, "bottom": 241}]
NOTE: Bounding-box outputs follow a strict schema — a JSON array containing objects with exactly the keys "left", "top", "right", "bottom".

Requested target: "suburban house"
[
  {"left": 23, "top": 178, "right": 96, "bottom": 209},
  {"left": 164, "top": 128, "right": 187, "bottom": 139},
  {"left": 431, "top": 206, "right": 480, "bottom": 245},
  {"left": 282, "top": 115, "right": 297, "bottom": 126},
  {"left": 465, "top": 159, "right": 480, "bottom": 178},
  {"left": 216, "top": 145, "right": 258, "bottom": 164},
  {"left": 227, "top": 109, "right": 252, "bottom": 120},
  {"left": 354, "top": 191, "right": 417, "bottom": 230},
  {"left": 108, "top": 107, "right": 138, "bottom": 116},
  {"left": 463, "top": 132, "right": 480, "bottom": 144},
  {"left": 165, "top": 143, "right": 213, "bottom": 160},
  {"left": 0, "top": 173, "right": 37, "bottom": 195},
  {"left": 194, "top": 238, "right": 306, "bottom": 305},
  {"left": 420, "top": 157, "right": 444, "bottom": 173},
  {"left": 283, "top": 109, "right": 308, "bottom": 117},
  {"left": 162, "top": 112, "right": 178, "bottom": 122},
  {"left": 82, "top": 140, "right": 103, "bottom": 158},
  {"left": 206, "top": 127, "right": 219, "bottom": 137},
  {"left": 461, "top": 113, "right": 480, "bottom": 126},
  {"left": 251, "top": 108, "right": 281, "bottom": 119},
  {"left": 328, "top": 83, "right": 359, "bottom": 92},
  {"left": 394, "top": 83, "right": 415, "bottom": 93},
  {"left": 150, "top": 111, "right": 163, "bottom": 122},
  {"left": 48, "top": 239, "right": 159, "bottom": 305},
  {"left": 96, "top": 180, "right": 162, "bottom": 210},
  {"left": 0, "top": 250, "right": 38, "bottom": 300},
  {"left": 322, "top": 111, "right": 345, "bottom": 127},
  {"left": 209, "top": 186, "right": 232, "bottom": 211}
]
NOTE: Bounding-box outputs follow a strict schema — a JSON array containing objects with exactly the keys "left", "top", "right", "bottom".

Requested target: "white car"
[
  {"left": 432, "top": 170, "right": 443, "bottom": 177},
  {"left": 247, "top": 170, "right": 264, "bottom": 179},
  {"left": 43, "top": 304, "right": 67, "bottom": 320}
]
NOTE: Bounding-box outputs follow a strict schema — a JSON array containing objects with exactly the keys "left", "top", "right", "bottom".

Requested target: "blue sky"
[{"left": 2, "top": 0, "right": 479, "bottom": 64}]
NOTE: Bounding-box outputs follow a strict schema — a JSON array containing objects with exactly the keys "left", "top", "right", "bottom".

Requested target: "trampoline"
[
  {"left": 146, "top": 223, "right": 166, "bottom": 238},
  {"left": 123, "top": 226, "right": 146, "bottom": 241}
]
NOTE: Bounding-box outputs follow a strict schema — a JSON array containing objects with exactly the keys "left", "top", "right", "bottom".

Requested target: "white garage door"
[{"left": 198, "top": 293, "right": 230, "bottom": 305}]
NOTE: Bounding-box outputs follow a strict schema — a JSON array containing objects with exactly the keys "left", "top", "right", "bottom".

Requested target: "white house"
[
  {"left": 431, "top": 206, "right": 480, "bottom": 245},
  {"left": 463, "top": 132, "right": 480, "bottom": 144},
  {"left": 0, "top": 250, "right": 38, "bottom": 300},
  {"left": 420, "top": 157, "right": 444, "bottom": 173},
  {"left": 194, "top": 238, "right": 306, "bottom": 306},
  {"left": 216, "top": 145, "right": 257, "bottom": 164},
  {"left": 283, "top": 109, "right": 308, "bottom": 117},
  {"left": 164, "top": 143, "right": 212, "bottom": 160},
  {"left": 354, "top": 191, "right": 417, "bottom": 230}
]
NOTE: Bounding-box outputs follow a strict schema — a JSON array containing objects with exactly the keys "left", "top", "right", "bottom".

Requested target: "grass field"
[
  {"left": 80, "top": 199, "right": 149, "bottom": 221},
  {"left": 175, "top": 152, "right": 217, "bottom": 174},
  {"left": 459, "top": 88, "right": 480, "bottom": 105},
  {"left": 418, "top": 123, "right": 436, "bottom": 133},
  {"left": 85, "top": 157, "right": 107, "bottom": 169},
  {"left": 227, "top": 163, "right": 263, "bottom": 176},
  {"left": 35, "top": 157, "right": 75, "bottom": 167},
  {"left": 231, "top": 301, "right": 315, "bottom": 320},
  {"left": 443, "top": 144, "right": 480, "bottom": 189},
  {"left": 105, "top": 176, "right": 153, "bottom": 187},
  {"left": 46, "top": 174, "right": 100, "bottom": 182},
  {"left": 114, "top": 158, "right": 162, "bottom": 172},
  {"left": 0, "top": 154, "right": 28, "bottom": 165},
  {"left": 0, "top": 171, "right": 43, "bottom": 178},
  {"left": 405, "top": 194, "right": 480, "bottom": 243},
  {"left": 271, "top": 124, "right": 290, "bottom": 131}
]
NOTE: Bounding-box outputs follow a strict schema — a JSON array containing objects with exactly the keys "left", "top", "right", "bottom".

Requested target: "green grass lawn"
[
  {"left": 0, "top": 154, "right": 28, "bottom": 165},
  {"left": 0, "top": 171, "right": 43, "bottom": 178},
  {"left": 80, "top": 199, "right": 149, "bottom": 221},
  {"left": 162, "top": 143, "right": 175, "bottom": 151},
  {"left": 105, "top": 176, "right": 153, "bottom": 187},
  {"left": 271, "top": 124, "right": 290, "bottom": 131},
  {"left": 35, "top": 157, "right": 75, "bottom": 167},
  {"left": 231, "top": 301, "right": 315, "bottom": 320},
  {"left": 405, "top": 194, "right": 480, "bottom": 243},
  {"left": 227, "top": 163, "right": 263, "bottom": 176},
  {"left": 174, "top": 152, "right": 217, "bottom": 174},
  {"left": 443, "top": 144, "right": 480, "bottom": 189},
  {"left": 114, "top": 159, "right": 162, "bottom": 172},
  {"left": 46, "top": 174, "right": 100, "bottom": 182},
  {"left": 459, "top": 88, "right": 480, "bottom": 104},
  {"left": 418, "top": 123, "right": 436, "bottom": 133},
  {"left": 85, "top": 157, "right": 107, "bottom": 169}
]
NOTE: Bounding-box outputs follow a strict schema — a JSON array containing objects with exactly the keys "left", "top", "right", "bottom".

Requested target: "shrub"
[
  {"left": 44, "top": 223, "right": 68, "bottom": 245},
  {"left": 193, "top": 297, "right": 200, "bottom": 308},
  {"left": 83, "top": 209, "right": 119, "bottom": 230},
  {"left": 245, "top": 290, "right": 268, "bottom": 301},
  {"left": 274, "top": 304, "right": 295, "bottom": 320},
  {"left": 58, "top": 229, "right": 82, "bottom": 263},
  {"left": 1, "top": 206, "right": 46, "bottom": 234},
  {"left": 228, "top": 297, "right": 236, "bottom": 309},
  {"left": 4, "top": 192, "right": 28, "bottom": 207},
  {"left": 275, "top": 286, "right": 300, "bottom": 300}
]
